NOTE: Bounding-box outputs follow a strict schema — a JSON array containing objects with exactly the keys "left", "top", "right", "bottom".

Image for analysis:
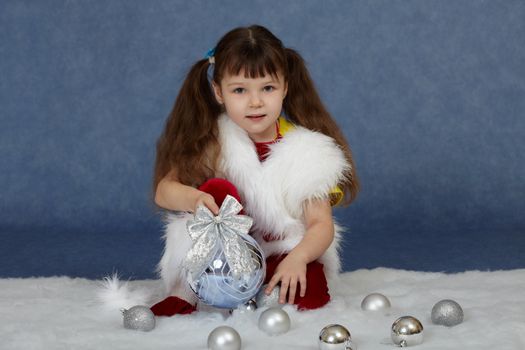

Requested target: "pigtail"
[
  {"left": 284, "top": 48, "right": 359, "bottom": 205},
  {"left": 153, "top": 59, "right": 222, "bottom": 192}
]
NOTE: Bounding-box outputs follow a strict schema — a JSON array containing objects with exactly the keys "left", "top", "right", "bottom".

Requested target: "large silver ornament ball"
[
  {"left": 361, "top": 293, "right": 391, "bottom": 311},
  {"left": 431, "top": 299, "right": 464, "bottom": 327},
  {"left": 258, "top": 307, "right": 291, "bottom": 336},
  {"left": 255, "top": 284, "right": 281, "bottom": 308},
  {"left": 318, "top": 324, "right": 356, "bottom": 350},
  {"left": 391, "top": 316, "right": 424, "bottom": 347},
  {"left": 121, "top": 305, "right": 156, "bottom": 332},
  {"left": 207, "top": 326, "right": 242, "bottom": 350},
  {"left": 188, "top": 235, "right": 266, "bottom": 309},
  {"left": 186, "top": 198, "right": 266, "bottom": 309}
]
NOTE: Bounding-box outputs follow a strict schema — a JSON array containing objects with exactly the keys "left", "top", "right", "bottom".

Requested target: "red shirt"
[
  {"left": 253, "top": 121, "right": 282, "bottom": 242},
  {"left": 254, "top": 121, "right": 282, "bottom": 162}
]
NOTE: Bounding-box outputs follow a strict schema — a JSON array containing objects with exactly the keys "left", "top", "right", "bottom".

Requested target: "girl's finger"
[
  {"left": 300, "top": 276, "right": 307, "bottom": 297},
  {"left": 194, "top": 199, "right": 207, "bottom": 212},
  {"left": 265, "top": 275, "right": 280, "bottom": 295},
  {"left": 203, "top": 196, "right": 220, "bottom": 214},
  {"left": 288, "top": 277, "right": 298, "bottom": 304},
  {"left": 279, "top": 279, "right": 289, "bottom": 304}
]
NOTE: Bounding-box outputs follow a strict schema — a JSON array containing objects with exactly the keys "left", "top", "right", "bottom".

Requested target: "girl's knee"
[{"left": 198, "top": 178, "right": 242, "bottom": 206}]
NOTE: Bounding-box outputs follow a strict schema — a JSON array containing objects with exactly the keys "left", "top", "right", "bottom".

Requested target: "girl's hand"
[
  {"left": 265, "top": 253, "right": 308, "bottom": 305},
  {"left": 194, "top": 191, "right": 220, "bottom": 215}
]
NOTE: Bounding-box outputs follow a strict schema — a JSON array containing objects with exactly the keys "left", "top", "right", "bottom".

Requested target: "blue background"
[{"left": 1, "top": 1, "right": 524, "bottom": 279}]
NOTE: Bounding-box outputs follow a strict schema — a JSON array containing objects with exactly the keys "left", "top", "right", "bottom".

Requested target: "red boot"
[{"left": 150, "top": 296, "right": 196, "bottom": 316}]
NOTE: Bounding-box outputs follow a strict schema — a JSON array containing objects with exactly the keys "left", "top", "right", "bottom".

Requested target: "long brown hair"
[{"left": 154, "top": 25, "right": 359, "bottom": 205}]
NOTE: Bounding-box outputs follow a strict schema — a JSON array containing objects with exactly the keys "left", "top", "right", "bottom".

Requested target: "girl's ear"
[
  {"left": 212, "top": 81, "right": 224, "bottom": 104},
  {"left": 283, "top": 81, "right": 288, "bottom": 100}
]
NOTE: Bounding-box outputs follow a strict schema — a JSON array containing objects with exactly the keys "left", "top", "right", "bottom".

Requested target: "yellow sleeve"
[{"left": 278, "top": 116, "right": 295, "bottom": 135}]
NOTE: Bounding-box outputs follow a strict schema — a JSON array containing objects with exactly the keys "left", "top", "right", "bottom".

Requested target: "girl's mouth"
[{"left": 246, "top": 114, "right": 266, "bottom": 120}]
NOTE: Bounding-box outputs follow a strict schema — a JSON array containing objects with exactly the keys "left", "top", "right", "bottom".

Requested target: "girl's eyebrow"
[{"left": 227, "top": 79, "right": 278, "bottom": 87}]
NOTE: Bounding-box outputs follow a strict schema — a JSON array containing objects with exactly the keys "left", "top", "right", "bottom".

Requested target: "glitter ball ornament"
[
  {"left": 121, "top": 305, "right": 155, "bottom": 332},
  {"left": 185, "top": 196, "right": 266, "bottom": 309},
  {"left": 361, "top": 293, "right": 391, "bottom": 311},
  {"left": 318, "top": 324, "right": 356, "bottom": 350},
  {"left": 255, "top": 284, "right": 281, "bottom": 308},
  {"left": 207, "top": 326, "right": 242, "bottom": 350},
  {"left": 431, "top": 299, "right": 464, "bottom": 327},
  {"left": 391, "top": 316, "right": 424, "bottom": 347},
  {"left": 258, "top": 307, "right": 291, "bottom": 336}
]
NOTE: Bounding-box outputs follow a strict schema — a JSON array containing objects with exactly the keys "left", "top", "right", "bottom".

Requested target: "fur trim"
[{"left": 157, "top": 211, "right": 198, "bottom": 302}]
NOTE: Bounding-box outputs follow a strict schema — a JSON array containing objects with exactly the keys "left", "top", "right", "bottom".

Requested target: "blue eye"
[{"left": 233, "top": 88, "right": 245, "bottom": 94}]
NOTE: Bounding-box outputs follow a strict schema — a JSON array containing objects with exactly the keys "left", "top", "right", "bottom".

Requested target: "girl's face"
[{"left": 213, "top": 70, "right": 287, "bottom": 142}]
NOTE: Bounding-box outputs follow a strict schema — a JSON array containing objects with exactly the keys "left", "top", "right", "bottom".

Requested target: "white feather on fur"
[{"left": 97, "top": 273, "right": 150, "bottom": 310}]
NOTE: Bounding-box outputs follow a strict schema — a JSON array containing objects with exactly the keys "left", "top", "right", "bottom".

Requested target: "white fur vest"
[{"left": 158, "top": 114, "right": 350, "bottom": 296}]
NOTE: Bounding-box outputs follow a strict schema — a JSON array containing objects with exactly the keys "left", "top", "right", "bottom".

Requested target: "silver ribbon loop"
[{"left": 184, "top": 195, "right": 255, "bottom": 280}]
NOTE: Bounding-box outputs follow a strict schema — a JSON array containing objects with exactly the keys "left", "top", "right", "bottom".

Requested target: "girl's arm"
[
  {"left": 155, "top": 172, "right": 219, "bottom": 214},
  {"left": 265, "top": 198, "right": 335, "bottom": 304}
]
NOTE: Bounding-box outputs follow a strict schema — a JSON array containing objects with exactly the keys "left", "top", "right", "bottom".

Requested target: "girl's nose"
[{"left": 249, "top": 93, "right": 263, "bottom": 108}]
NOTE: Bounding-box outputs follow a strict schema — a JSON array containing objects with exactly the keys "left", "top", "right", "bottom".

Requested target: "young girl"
[{"left": 150, "top": 25, "right": 358, "bottom": 316}]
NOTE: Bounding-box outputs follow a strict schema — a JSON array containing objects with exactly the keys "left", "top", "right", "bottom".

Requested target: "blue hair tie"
[
  {"left": 205, "top": 48, "right": 216, "bottom": 83},
  {"left": 205, "top": 48, "right": 216, "bottom": 59}
]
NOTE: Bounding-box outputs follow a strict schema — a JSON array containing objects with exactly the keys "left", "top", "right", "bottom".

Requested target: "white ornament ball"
[
  {"left": 318, "top": 324, "right": 356, "bottom": 350},
  {"left": 255, "top": 284, "right": 281, "bottom": 308},
  {"left": 431, "top": 299, "right": 464, "bottom": 327},
  {"left": 391, "top": 316, "right": 424, "bottom": 347},
  {"left": 207, "top": 326, "right": 242, "bottom": 350},
  {"left": 121, "top": 305, "right": 156, "bottom": 332},
  {"left": 361, "top": 293, "right": 391, "bottom": 311},
  {"left": 258, "top": 307, "right": 291, "bottom": 336}
]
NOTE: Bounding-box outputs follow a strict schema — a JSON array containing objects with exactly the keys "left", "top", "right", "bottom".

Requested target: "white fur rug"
[{"left": 1, "top": 268, "right": 524, "bottom": 349}]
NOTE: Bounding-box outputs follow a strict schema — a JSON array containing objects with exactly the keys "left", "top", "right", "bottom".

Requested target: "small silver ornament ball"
[
  {"left": 232, "top": 299, "right": 258, "bottom": 314},
  {"left": 431, "top": 299, "right": 464, "bottom": 327},
  {"left": 207, "top": 326, "right": 242, "bottom": 350},
  {"left": 240, "top": 299, "right": 258, "bottom": 311},
  {"left": 258, "top": 307, "right": 291, "bottom": 336},
  {"left": 121, "top": 305, "right": 156, "bottom": 332},
  {"left": 391, "top": 316, "right": 424, "bottom": 347},
  {"left": 255, "top": 284, "right": 281, "bottom": 308},
  {"left": 318, "top": 324, "right": 356, "bottom": 350},
  {"left": 361, "top": 293, "right": 391, "bottom": 311}
]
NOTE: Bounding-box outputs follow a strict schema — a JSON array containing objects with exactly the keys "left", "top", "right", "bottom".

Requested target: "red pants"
[{"left": 202, "top": 178, "right": 331, "bottom": 310}]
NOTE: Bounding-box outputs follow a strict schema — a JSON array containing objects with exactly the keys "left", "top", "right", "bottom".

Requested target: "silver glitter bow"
[{"left": 184, "top": 195, "right": 255, "bottom": 281}]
